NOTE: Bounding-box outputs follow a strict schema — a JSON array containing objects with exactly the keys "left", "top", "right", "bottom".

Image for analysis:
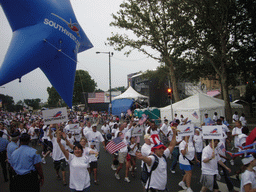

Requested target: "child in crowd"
[
  {"left": 88, "top": 142, "right": 99, "bottom": 185},
  {"left": 127, "top": 136, "right": 138, "bottom": 177}
]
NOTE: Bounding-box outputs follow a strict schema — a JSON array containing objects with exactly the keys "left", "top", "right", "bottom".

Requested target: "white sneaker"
[
  {"left": 124, "top": 177, "right": 130, "bottom": 183},
  {"left": 115, "top": 173, "right": 120, "bottom": 180},
  {"left": 186, "top": 187, "right": 193, "bottom": 192},
  {"left": 41, "top": 158, "right": 46, "bottom": 164},
  {"left": 230, "top": 159, "right": 234, "bottom": 166},
  {"left": 178, "top": 181, "right": 187, "bottom": 190},
  {"left": 111, "top": 164, "right": 117, "bottom": 171}
]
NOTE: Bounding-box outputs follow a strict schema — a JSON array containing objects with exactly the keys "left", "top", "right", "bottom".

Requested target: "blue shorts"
[{"left": 179, "top": 163, "right": 192, "bottom": 171}]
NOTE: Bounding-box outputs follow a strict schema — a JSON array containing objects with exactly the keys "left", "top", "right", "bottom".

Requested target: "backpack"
[{"left": 140, "top": 154, "right": 167, "bottom": 184}]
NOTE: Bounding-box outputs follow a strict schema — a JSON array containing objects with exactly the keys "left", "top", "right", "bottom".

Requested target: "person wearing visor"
[{"left": 136, "top": 127, "right": 177, "bottom": 192}]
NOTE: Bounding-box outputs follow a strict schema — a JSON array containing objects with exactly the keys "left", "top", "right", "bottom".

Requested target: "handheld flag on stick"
[{"left": 106, "top": 136, "right": 127, "bottom": 154}]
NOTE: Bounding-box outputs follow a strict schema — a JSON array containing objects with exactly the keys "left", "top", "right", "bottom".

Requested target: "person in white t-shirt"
[
  {"left": 146, "top": 121, "right": 160, "bottom": 136},
  {"left": 127, "top": 136, "right": 138, "bottom": 177},
  {"left": 238, "top": 127, "right": 249, "bottom": 151},
  {"left": 160, "top": 119, "right": 169, "bottom": 145},
  {"left": 140, "top": 134, "right": 153, "bottom": 171},
  {"left": 200, "top": 139, "right": 231, "bottom": 192},
  {"left": 56, "top": 127, "right": 91, "bottom": 192},
  {"left": 233, "top": 111, "right": 239, "bottom": 123},
  {"left": 48, "top": 124, "right": 68, "bottom": 186},
  {"left": 28, "top": 122, "right": 38, "bottom": 148},
  {"left": 193, "top": 129, "right": 203, "bottom": 166},
  {"left": 83, "top": 121, "right": 92, "bottom": 137},
  {"left": 178, "top": 136, "right": 199, "bottom": 192},
  {"left": 240, "top": 154, "right": 256, "bottom": 192},
  {"left": 84, "top": 124, "right": 105, "bottom": 152},
  {"left": 212, "top": 112, "right": 218, "bottom": 122},
  {"left": 232, "top": 121, "right": 243, "bottom": 152},
  {"left": 88, "top": 142, "right": 99, "bottom": 185},
  {"left": 136, "top": 128, "right": 177, "bottom": 191},
  {"left": 239, "top": 113, "right": 247, "bottom": 126},
  {"left": 66, "top": 132, "right": 75, "bottom": 152}
]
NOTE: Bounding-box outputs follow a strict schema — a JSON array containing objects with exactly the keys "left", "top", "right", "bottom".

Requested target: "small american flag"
[
  {"left": 106, "top": 136, "right": 127, "bottom": 154},
  {"left": 219, "top": 143, "right": 226, "bottom": 153},
  {"left": 192, "top": 111, "right": 199, "bottom": 119}
]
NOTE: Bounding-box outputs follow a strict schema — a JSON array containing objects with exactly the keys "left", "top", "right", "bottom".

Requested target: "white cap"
[
  {"left": 144, "top": 134, "right": 151, "bottom": 140},
  {"left": 242, "top": 154, "right": 255, "bottom": 165},
  {"left": 92, "top": 124, "right": 97, "bottom": 127}
]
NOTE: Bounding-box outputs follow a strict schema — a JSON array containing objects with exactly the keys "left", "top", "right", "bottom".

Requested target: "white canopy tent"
[
  {"left": 160, "top": 93, "right": 243, "bottom": 126},
  {"left": 112, "top": 86, "right": 149, "bottom": 101}
]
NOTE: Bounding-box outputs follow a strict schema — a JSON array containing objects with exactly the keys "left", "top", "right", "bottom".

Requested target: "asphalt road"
[{"left": 0, "top": 129, "right": 242, "bottom": 192}]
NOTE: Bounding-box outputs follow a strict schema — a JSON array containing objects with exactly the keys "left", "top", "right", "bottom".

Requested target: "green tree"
[
  {"left": 24, "top": 98, "right": 41, "bottom": 110},
  {"left": 47, "top": 87, "right": 62, "bottom": 108},
  {"left": 107, "top": 0, "right": 196, "bottom": 102},
  {"left": 73, "top": 70, "right": 97, "bottom": 105},
  {"left": 110, "top": 86, "right": 127, "bottom": 92},
  {"left": 179, "top": 0, "right": 255, "bottom": 121},
  {"left": 0, "top": 94, "right": 15, "bottom": 111}
]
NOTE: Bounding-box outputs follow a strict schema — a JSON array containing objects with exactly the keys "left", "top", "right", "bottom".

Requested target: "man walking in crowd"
[
  {"left": 136, "top": 126, "right": 177, "bottom": 191},
  {"left": 200, "top": 139, "right": 231, "bottom": 192}
]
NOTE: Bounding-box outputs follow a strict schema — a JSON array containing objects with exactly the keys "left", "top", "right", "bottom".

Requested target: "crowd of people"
[{"left": 0, "top": 109, "right": 255, "bottom": 192}]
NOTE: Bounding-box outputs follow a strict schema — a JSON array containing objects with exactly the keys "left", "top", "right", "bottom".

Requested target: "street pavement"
[{"left": 0, "top": 128, "right": 242, "bottom": 192}]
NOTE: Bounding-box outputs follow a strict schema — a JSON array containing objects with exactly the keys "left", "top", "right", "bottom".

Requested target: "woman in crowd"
[
  {"left": 178, "top": 136, "right": 199, "bottom": 192},
  {"left": 240, "top": 154, "right": 256, "bottom": 192},
  {"left": 56, "top": 126, "right": 91, "bottom": 192}
]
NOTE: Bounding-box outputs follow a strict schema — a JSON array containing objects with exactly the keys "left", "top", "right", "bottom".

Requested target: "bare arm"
[
  {"left": 168, "top": 128, "right": 177, "bottom": 153},
  {"left": 136, "top": 152, "right": 152, "bottom": 166},
  {"left": 56, "top": 126, "right": 69, "bottom": 160},
  {"left": 34, "top": 163, "right": 44, "bottom": 186}
]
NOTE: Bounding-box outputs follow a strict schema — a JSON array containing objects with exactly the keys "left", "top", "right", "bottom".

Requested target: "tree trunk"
[
  {"left": 220, "top": 70, "right": 232, "bottom": 123},
  {"left": 165, "top": 57, "right": 180, "bottom": 102}
]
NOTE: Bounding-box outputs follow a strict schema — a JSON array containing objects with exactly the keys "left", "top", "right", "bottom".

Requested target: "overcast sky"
[{"left": 0, "top": 0, "right": 160, "bottom": 103}]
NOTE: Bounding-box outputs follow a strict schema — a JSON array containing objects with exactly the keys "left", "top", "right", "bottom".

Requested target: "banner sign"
[
  {"left": 177, "top": 124, "right": 195, "bottom": 136},
  {"left": 68, "top": 124, "right": 80, "bottom": 132},
  {"left": 132, "top": 125, "right": 143, "bottom": 136},
  {"left": 202, "top": 125, "right": 223, "bottom": 139},
  {"left": 42, "top": 107, "right": 68, "bottom": 125}
]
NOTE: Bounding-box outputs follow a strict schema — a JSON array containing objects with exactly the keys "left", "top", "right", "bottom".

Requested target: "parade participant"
[
  {"left": 101, "top": 121, "right": 110, "bottom": 142},
  {"left": 169, "top": 120, "right": 182, "bottom": 173},
  {"left": 88, "top": 142, "right": 99, "bottom": 185},
  {"left": 17, "top": 122, "right": 27, "bottom": 134},
  {"left": 178, "top": 136, "right": 199, "bottom": 192},
  {"left": 238, "top": 126, "right": 249, "bottom": 151},
  {"left": 0, "top": 122, "right": 10, "bottom": 140},
  {"left": 84, "top": 124, "right": 105, "bottom": 152},
  {"left": 7, "top": 132, "right": 20, "bottom": 191},
  {"left": 114, "top": 132, "right": 130, "bottom": 182},
  {"left": 48, "top": 124, "right": 68, "bottom": 186},
  {"left": 141, "top": 134, "right": 153, "bottom": 162},
  {"left": 200, "top": 139, "right": 231, "bottom": 192},
  {"left": 127, "top": 136, "right": 138, "bottom": 177},
  {"left": 160, "top": 119, "right": 169, "bottom": 146},
  {"left": 28, "top": 122, "right": 38, "bottom": 148},
  {"left": 56, "top": 127, "right": 91, "bottom": 192},
  {"left": 216, "top": 138, "right": 236, "bottom": 192},
  {"left": 232, "top": 111, "right": 239, "bottom": 123},
  {"left": 66, "top": 132, "right": 75, "bottom": 152},
  {"left": 212, "top": 112, "right": 218, "bottom": 122},
  {"left": 83, "top": 121, "right": 92, "bottom": 136},
  {"left": 0, "top": 131, "right": 9, "bottom": 182},
  {"left": 232, "top": 121, "right": 243, "bottom": 152},
  {"left": 193, "top": 129, "right": 203, "bottom": 166},
  {"left": 240, "top": 154, "right": 256, "bottom": 192},
  {"left": 239, "top": 113, "right": 247, "bottom": 126},
  {"left": 10, "top": 133, "right": 44, "bottom": 192},
  {"left": 136, "top": 127, "right": 177, "bottom": 191},
  {"left": 146, "top": 120, "right": 160, "bottom": 136},
  {"left": 64, "top": 120, "right": 72, "bottom": 133}
]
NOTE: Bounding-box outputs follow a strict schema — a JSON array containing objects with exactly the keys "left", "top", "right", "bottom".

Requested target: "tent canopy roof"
[
  {"left": 161, "top": 93, "right": 243, "bottom": 111},
  {"left": 113, "top": 86, "right": 148, "bottom": 100}
]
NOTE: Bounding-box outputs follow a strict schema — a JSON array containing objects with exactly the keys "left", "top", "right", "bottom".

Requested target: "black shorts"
[
  {"left": 89, "top": 161, "right": 98, "bottom": 169},
  {"left": 54, "top": 159, "right": 68, "bottom": 171}
]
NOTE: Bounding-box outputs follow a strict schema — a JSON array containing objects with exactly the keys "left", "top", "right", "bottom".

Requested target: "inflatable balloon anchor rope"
[{"left": 43, "top": 39, "right": 77, "bottom": 63}]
